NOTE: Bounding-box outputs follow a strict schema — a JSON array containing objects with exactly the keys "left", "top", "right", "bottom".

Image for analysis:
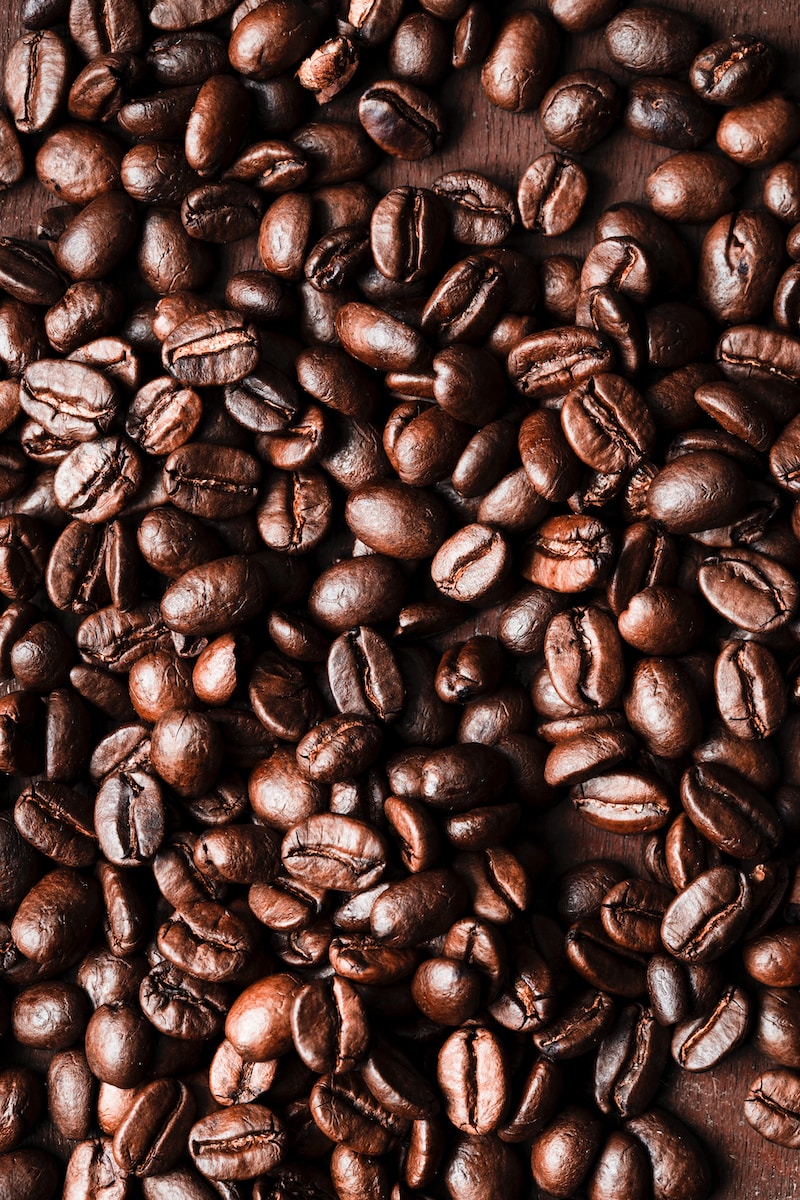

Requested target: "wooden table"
[{"left": 2, "top": 0, "right": 800, "bottom": 1196}]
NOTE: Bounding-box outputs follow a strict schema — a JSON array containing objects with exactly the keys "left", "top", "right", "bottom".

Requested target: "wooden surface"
[{"left": 2, "top": 0, "right": 800, "bottom": 1196}]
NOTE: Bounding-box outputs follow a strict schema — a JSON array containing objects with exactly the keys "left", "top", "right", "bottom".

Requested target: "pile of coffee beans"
[{"left": 2, "top": 0, "right": 800, "bottom": 1197}]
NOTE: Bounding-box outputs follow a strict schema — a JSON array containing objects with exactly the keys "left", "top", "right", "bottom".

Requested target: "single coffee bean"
[
  {"left": 539, "top": 70, "right": 619, "bottom": 154},
  {"left": 605, "top": 6, "right": 702, "bottom": 75},
  {"left": 189, "top": 1104, "right": 287, "bottom": 1180},
  {"left": 691, "top": 33, "right": 776, "bottom": 105},
  {"left": 530, "top": 1106, "right": 604, "bottom": 1198},
  {"left": 671, "top": 984, "right": 750, "bottom": 1071},
  {"left": 358, "top": 80, "right": 445, "bottom": 160},
  {"left": 625, "top": 1108, "right": 711, "bottom": 1200},
  {"left": 745, "top": 1069, "right": 800, "bottom": 1147},
  {"left": 661, "top": 866, "right": 752, "bottom": 963},
  {"left": 481, "top": 11, "right": 558, "bottom": 112},
  {"left": 717, "top": 93, "right": 800, "bottom": 166}
]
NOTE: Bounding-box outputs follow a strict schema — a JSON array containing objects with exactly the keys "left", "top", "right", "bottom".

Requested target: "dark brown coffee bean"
[
  {"left": 522, "top": 514, "right": 615, "bottom": 593},
  {"left": 433, "top": 172, "right": 516, "bottom": 247},
  {"left": 717, "top": 93, "right": 800, "bottom": 167},
  {"left": 646, "top": 150, "right": 742, "bottom": 224},
  {"left": 625, "top": 1108, "right": 711, "bottom": 1200},
  {"left": 228, "top": 1, "right": 318, "bottom": 79},
  {"left": 282, "top": 814, "right": 386, "bottom": 890},
  {"left": 743, "top": 928, "right": 800, "bottom": 988},
  {"left": 540, "top": 70, "right": 619, "bottom": 153},
  {"left": 162, "top": 311, "right": 260, "bottom": 387},
  {"left": 309, "top": 555, "right": 407, "bottom": 632},
  {"left": 0, "top": 1149, "right": 58, "bottom": 1200},
  {"left": 672, "top": 984, "right": 750, "bottom": 1071},
  {"left": 359, "top": 80, "right": 444, "bottom": 160},
  {"left": 745, "top": 1069, "right": 800, "bottom": 1147},
  {"left": 54, "top": 192, "right": 138, "bottom": 282},
  {"left": 661, "top": 866, "right": 752, "bottom": 963},
  {"left": 625, "top": 77, "right": 716, "bottom": 149},
  {"left": 481, "top": 11, "right": 558, "bottom": 112},
  {"left": 699, "top": 210, "right": 784, "bottom": 324},
  {"left": 189, "top": 1104, "right": 287, "bottom": 1181},
  {"left": 508, "top": 327, "right": 613, "bottom": 400},
  {"left": 518, "top": 154, "right": 588, "bottom": 236},
  {"left": 691, "top": 33, "right": 776, "bottom": 106},
  {"left": 605, "top": 6, "right": 702, "bottom": 75},
  {"left": 5, "top": 30, "right": 69, "bottom": 134},
  {"left": 531, "top": 1106, "right": 604, "bottom": 1198},
  {"left": 594, "top": 1004, "right": 670, "bottom": 1117},
  {"left": 327, "top": 627, "right": 404, "bottom": 723},
  {"left": 697, "top": 547, "right": 798, "bottom": 633},
  {"left": 309, "top": 1073, "right": 405, "bottom": 1155},
  {"left": 54, "top": 435, "right": 142, "bottom": 524},
  {"left": 588, "top": 1130, "right": 649, "bottom": 1200},
  {"left": 437, "top": 1026, "right": 508, "bottom": 1135}
]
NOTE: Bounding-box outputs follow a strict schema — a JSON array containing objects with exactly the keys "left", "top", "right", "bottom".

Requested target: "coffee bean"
[
  {"left": 661, "top": 866, "right": 752, "bottom": 963},
  {"left": 359, "top": 79, "right": 445, "bottom": 160},
  {"left": 189, "top": 1104, "right": 287, "bottom": 1181},
  {"left": 481, "top": 11, "right": 558, "bottom": 112},
  {"left": 605, "top": 7, "right": 702, "bottom": 75}
]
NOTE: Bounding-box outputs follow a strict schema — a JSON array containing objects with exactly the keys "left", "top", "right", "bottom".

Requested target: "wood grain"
[{"left": 2, "top": 0, "right": 800, "bottom": 1195}]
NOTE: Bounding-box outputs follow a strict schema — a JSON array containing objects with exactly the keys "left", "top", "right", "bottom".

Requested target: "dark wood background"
[{"left": 2, "top": 0, "right": 800, "bottom": 1196}]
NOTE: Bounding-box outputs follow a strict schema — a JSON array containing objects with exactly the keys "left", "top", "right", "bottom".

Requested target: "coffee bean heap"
[{"left": 1, "top": 0, "right": 800, "bottom": 1198}]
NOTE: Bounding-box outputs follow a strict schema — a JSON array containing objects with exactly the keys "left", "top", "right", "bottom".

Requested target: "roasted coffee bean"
[
  {"left": 308, "top": 1073, "right": 405, "bottom": 1155},
  {"left": 625, "top": 77, "right": 716, "bottom": 149},
  {"left": 699, "top": 210, "right": 784, "bottom": 323},
  {"left": 672, "top": 984, "right": 750, "bottom": 1071},
  {"left": 594, "top": 1004, "right": 670, "bottom": 1116},
  {"left": 359, "top": 80, "right": 445, "bottom": 160},
  {"left": 745, "top": 1069, "right": 800, "bottom": 1147},
  {"left": 162, "top": 311, "right": 260, "bottom": 387},
  {"left": 438, "top": 1025, "right": 508, "bottom": 1134},
  {"left": 539, "top": 70, "right": 619, "bottom": 154},
  {"left": 743, "top": 927, "right": 800, "bottom": 988},
  {"left": 661, "top": 866, "right": 752, "bottom": 963},
  {"left": 433, "top": 172, "right": 516, "bottom": 247},
  {"left": 625, "top": 1108, "right": 711, "bottom": 1200},
  {"left": 697, "top": 547, "right": 798, "bottom": 633},
  {"left": 481, "top": 11, "right": 558, "bottom": 112},
  {"left": 531, "top": 1106, "right": 604, "bottom": 1198},
  {"left": 5, "top": 30, "right": 70, "bottom": 134},
  {"left": 605, "top": 6, "right": 702, "bottom": 74},
  {"left": 518, "top": 154, "right": 588, "bottom": 236},
  {"left": 646, "top": 150, "right": 742, "bottom": 224},
  {"left": 691, "top": 33, "right": 776, "bottom": 105},
  {"left": 717, "top": 93, "right": 800, "bottom": 166},
  {"left": 189, "top": 1104, "right": 287, "bottom": 1181},
  {"left": 508, "top": 327, "right": 613, "bottom": 399}
]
